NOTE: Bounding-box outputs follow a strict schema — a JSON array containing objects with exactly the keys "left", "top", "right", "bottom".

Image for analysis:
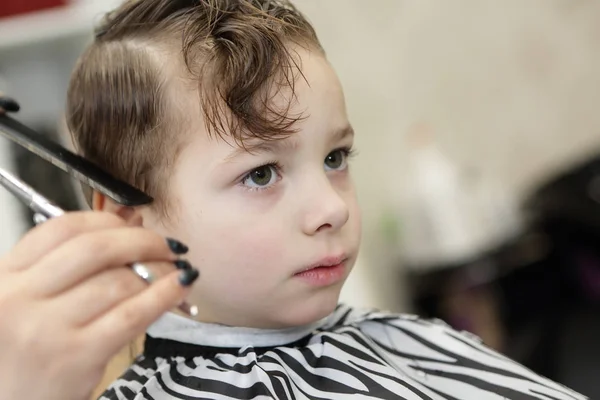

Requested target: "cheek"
[
  {"left": 184, "top": 207, "right": 290, "bottom": 283},
  {"left": 224, "top": 224, "right": 286, "bottom": 266}
]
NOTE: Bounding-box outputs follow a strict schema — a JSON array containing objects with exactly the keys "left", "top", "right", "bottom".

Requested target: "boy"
[{"left": 0, "top": 0, "right": 587, "bottom": 399}]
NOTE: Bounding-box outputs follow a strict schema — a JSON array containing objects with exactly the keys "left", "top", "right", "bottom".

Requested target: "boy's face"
[{"left": 145, "top": 48, "right": 361, "bottom": 328}]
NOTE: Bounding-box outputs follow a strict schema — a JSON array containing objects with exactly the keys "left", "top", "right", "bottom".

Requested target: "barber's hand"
[
  {"left": 0, "top": 212, "right": 198, "bottom": 400},
  {"left": 0, "top": 95, "right": 20, "bottom": 114}
]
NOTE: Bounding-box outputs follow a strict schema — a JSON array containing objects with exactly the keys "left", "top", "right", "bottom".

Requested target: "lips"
[
  {"left": 295, "top": 255, "right": 348, "bottom": 275},
  {"left": 293, "top": 255, "right": 348, "bottom": 287}
]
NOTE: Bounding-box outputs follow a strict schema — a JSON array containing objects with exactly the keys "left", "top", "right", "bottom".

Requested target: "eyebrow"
[{"left": 223, "top": 125, "right": 355, "bottom": 163}]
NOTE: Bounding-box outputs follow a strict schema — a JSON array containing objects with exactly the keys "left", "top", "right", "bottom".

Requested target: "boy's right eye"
[{"left": 241, "top": 164, "right": 279, "bottom": 190}]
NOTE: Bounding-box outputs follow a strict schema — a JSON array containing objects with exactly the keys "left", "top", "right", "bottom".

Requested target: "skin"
[{"left": 102, "top": 47, "right": 362, "bottom": 329}]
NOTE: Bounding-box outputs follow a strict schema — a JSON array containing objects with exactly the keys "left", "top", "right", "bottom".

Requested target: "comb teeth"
[{"left": 0, "top": 115, "right": 153, "bottom": 207}]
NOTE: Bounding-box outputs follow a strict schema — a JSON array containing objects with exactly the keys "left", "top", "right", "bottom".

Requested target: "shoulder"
[{"left": 329, "top": 304, "right": 588, "bottom": 400}]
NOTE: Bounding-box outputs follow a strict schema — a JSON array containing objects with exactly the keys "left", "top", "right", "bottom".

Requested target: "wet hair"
[{"left": 66, "top": 0, "right": 322, "bottom": 217}]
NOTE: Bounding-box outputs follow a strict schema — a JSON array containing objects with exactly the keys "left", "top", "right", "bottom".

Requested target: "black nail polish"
[
  {"left": 167, "top": 238, "right": 188, "bottom": 254},
  {"left": 174, "top": 259, "right": 192, "bottom": 270},
  {"left": 179, "top": 268, "right": 200, "bottom": 286},
  {"left": 0, "top": 96, "right": 20, "bottom": 112}
]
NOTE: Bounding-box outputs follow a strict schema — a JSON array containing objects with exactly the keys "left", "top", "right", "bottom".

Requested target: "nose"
[{"left": 301, "top": 175, "right": 350, "bottom": 236}]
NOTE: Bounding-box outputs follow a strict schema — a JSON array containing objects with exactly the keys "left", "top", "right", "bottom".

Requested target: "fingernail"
[
  {"left": 179, "top": 268, "right": 200, "bottom": 286},
  {"left": 174, "top": 259, "right": 192, "bottom": 270},
  {"left": 166, "top": 238, "right": 188, "bottom": 254},
  {"left": 0, "top": 96, "right": 20, "bottom": 112}
]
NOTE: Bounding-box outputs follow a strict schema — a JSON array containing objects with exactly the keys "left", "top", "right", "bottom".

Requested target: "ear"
[{"left": 92, "top": 191, "right": 144, "bottom": 226}]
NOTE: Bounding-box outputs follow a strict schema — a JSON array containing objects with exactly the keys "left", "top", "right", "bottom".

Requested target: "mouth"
[
  {"left": 293, "top": 255, "right": 348, "bottom": 286},
  {"left": 295, "top": 254, "right": 347, "bottom": 273}
]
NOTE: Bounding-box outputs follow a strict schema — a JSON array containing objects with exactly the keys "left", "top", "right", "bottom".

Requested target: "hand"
[{"left": 0, "top": 212, "right": 198, "bottom": 400}]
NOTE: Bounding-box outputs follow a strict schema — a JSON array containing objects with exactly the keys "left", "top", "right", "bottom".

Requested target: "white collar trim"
[{"left": 147, "top": 312, "right": 331, "bottom": 348}]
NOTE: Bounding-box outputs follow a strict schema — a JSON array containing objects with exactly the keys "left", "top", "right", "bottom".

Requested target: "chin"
[{"left": 276, "top": 284, "right": 344, "bottom": 327}]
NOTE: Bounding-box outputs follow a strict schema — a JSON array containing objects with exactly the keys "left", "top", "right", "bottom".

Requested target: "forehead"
[
  {"left": 247, "top": 51, "right": 348, "bottom": 149},
  {"left": 176, "top": 46, "right": 348, "bottom": 156},
  {"left": 289, "top": 48, "right": 347, "bottom": 118},
  {"left": 250, "top": 47, "right": 348, "bottom": 139},
  {"left": 204, "top": 47, "right": 344, "bottom": 129}
]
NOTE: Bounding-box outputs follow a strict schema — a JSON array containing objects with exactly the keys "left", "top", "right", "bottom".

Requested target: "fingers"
[
  {"left": 0, "top": 95, "right": 20, "bottom": 113},
  {"left": 28, "top": 225, "right": 187, "bottom": 296},
  {"left": 87, "top": 268, "right": 198, "bottom": 357},
  {"left": 53, "top": 259, "right": 189, "bottom": 326},
  {"left": 2, "top": 212, "right": 126, "bottom": 273}
]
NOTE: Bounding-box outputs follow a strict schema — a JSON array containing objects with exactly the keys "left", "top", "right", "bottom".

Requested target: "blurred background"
[{"left": 1, "top": 0, "right": 599, "bottom": 397}]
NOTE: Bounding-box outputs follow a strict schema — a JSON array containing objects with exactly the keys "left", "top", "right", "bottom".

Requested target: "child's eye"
[
  {"left": 324, "top": 148, "right": 352, "bottom": 171},
  {"left": 242, "top": 164, "right": 279, "bottom": 189}
]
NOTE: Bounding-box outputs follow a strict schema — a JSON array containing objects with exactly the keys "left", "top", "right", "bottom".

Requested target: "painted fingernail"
[
  {"left": 166, "top": 238, "right": 188, "bottom": 254},
  {"left": 0, "top": 96, "right": 20, "bottom": 112},
  {"left": 174, "top": 259, "right": 192, "bottom": 270},
  {"left": 179, "top": 268, "right": 199, "bottom": 286}
]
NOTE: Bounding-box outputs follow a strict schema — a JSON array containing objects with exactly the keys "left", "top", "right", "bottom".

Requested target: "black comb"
[{"left": 0, "top": 114, "right": 153, "bottom": 207}]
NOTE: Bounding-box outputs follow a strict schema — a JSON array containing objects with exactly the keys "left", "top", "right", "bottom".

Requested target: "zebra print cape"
[{"left": 99, "top": 305, "right": 587, "bottom": 399}]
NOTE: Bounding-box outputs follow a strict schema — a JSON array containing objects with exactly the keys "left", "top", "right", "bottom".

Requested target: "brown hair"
[{"left": 66, "top": 0, "right": 322, "bottom": 217}]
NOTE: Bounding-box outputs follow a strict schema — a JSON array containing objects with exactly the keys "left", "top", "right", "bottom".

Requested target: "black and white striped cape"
[{"left": 99, "top": 304, "right": 588, "bottom": 399}]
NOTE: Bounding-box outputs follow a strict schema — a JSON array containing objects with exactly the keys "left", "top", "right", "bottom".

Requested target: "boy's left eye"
[
  {"left": 242, "top": 164, "right": 279, "bottom": 189},
  {"left": 324, "top": 149, "right": 350, "bottom": 171}
]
